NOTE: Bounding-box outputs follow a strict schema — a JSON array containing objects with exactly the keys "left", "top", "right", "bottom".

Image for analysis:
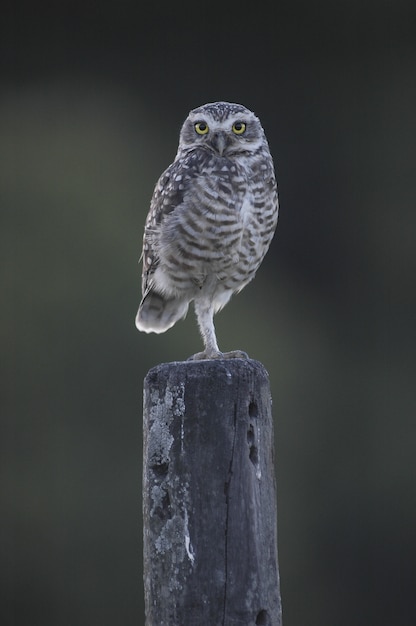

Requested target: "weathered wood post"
[{"left": 143, "top": 359, "right": 281, "bottom": 626}]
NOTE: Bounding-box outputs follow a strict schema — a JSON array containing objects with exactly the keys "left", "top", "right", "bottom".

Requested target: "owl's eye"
[
  {"left": 232, "top": 121, "right": 246, "bottom": 135},
  {"left": 195, "top": 122, "right": 209, "bottom": 135}
]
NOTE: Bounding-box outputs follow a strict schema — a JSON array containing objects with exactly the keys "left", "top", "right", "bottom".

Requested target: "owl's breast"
[
  {"left": 153, "top": 153, "right": 277, "bottom": 296},
  {"left": 160, "top": 178, "right": 241, "bottom": 266}
]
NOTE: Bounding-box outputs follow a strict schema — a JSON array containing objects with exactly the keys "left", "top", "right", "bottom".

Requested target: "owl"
[{"left": 135, "top": 101, "right": 278, "bottom": 359}]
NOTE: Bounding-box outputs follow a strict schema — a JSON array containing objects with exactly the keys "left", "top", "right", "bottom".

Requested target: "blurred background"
[{"left": 2, "top": 1, "right": 416, "bottom": 624}]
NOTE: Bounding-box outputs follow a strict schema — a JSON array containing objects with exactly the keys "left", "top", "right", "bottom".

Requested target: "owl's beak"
[{"left": 211, "top": 131, "right": 227, "bottom": 156}]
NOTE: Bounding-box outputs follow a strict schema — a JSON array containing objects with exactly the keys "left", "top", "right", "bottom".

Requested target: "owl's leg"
[
  {"left": 189, "top": 299, "right": 221, "bottom": 360},
  {"left": 189, "top": 299, "right": 249, "bottom": 360}
]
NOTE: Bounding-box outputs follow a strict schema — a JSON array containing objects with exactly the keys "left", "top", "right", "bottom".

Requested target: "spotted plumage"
[{"left": 135, "top": 101, "right": 278, "bottom": 359}]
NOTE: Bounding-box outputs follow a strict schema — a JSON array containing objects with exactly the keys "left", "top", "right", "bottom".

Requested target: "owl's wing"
[{"left": 140, "top": 153, "right": 200, "bottom": 297}]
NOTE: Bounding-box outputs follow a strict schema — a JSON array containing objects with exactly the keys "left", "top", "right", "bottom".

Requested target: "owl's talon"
[
  {"left": 187, "top": 349, "right": 249, "bottom": 361},
  {"left": 222, "top": 350, "right": 249, "bottom": 359},
  {"left": 187, "top": 350, "right": 224, "bottom": 361}
]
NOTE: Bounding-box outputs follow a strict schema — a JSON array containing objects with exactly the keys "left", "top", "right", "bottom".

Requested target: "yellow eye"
[
  {"left": 195, "top": 121, "right": 209, "bottom": 135},
  {"left": 232, "top": 121, "right": 246, "bottom": 134}
]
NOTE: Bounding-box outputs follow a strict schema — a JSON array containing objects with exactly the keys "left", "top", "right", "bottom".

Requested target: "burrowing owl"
[{"left": 135, "top": 102, "right": 278, "bottom": 359}]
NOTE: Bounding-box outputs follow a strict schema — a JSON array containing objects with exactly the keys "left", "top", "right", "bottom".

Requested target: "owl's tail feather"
[{"left": 135, "top": 290, "right": 189, "bottom": 334}]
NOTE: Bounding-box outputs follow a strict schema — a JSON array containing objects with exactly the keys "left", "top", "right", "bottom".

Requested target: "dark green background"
[{"left": 2, "top": 1, "right": 415, "bottom": 624}]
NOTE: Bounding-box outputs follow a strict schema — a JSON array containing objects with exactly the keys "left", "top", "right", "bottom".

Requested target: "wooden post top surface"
[{"left": 145, "top": 357, "right": 270, "bottom": 386}]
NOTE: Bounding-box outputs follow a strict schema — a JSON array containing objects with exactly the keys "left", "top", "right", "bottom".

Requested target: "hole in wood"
[
  {"left": 255, "top": 609, "right": 271, "bottom": 625},
  {"left": 247, "top": 424, "right": 259, "bottom": 466},
  {"left": 249, "top": 444, "right": 259, "bottom": 466},
  {"left": 247, "top": 424, "right": 255, "bottom": 446},
  {"left": 160, "top": 489, "right": 171, "bottom": 519},
  {"left": 249, "top": 400, "right": 258, "bottom": 418},
  {"left": 150, "top": 461, "right": 169, "bottom": 477}
]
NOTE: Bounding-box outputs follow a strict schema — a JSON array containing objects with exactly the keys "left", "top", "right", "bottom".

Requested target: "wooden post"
[{"left": 143, "top": 359, "right": 282, "bottom": 626}]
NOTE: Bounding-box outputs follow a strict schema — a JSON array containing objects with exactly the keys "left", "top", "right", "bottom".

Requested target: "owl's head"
[{"left": 178, "top": 102, "right": 267, "bottom": 158}]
